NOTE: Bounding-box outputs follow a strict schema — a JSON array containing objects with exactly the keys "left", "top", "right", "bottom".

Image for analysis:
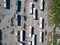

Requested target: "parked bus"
[
  {"left": 20, "top": 30, "right": 25, "bottom": 42},
  {"left": 16, "top": 30, "right": 25, "bottom": 42},
  {"left": 4, "top": 0, "right": 6, "bottom": 8},
  {"left": 30, "top": 2, "right": 33, "bottom": 14},
  {"left": 33, "top": 8, "right": 38, "bottom": 20},
  {"left": 29, "top": 26, "right": 34, "bottom": 37},
  {"left": 40, "top": 0, "right": 44, "bottom": 11},
  {"left": 39, "top": 32, "right": 42, "bottom": 43},
  {"left": 16, "top": 0, "right": 18, "bottom": 12},
  {"left": 4, "top": 0, "right": 10, "bottom": 9},
  {"left": 30, "top": 2, "right": 34, "bottom": 14},
  {"left": 39, "top": 32, "right": 44, "bottom": 43},
  {"left": 33, "top": 8, "right": 35, "bottom": 19},
  {"left": 20, "top": 30, "right": 23, "bottom": 42},
  {"left": 32, "top": 34, "right": 36, "bottom": 45},
  {"left": 15, "top": 14, "right": 21, "bottom": 26},
  {"left": 39, "top": 17, "right": 44, "bottom": 29},
  {"left": 16, "top": 0, "right": 21, "bottom": 12}
]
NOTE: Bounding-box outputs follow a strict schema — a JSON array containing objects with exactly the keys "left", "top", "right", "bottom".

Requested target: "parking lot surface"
[{"left": 0, "top": 0, "right": 52, "bottom": 45}]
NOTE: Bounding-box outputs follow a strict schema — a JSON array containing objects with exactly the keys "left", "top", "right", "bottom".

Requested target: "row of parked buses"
[
  {"left": 29, "top": 4, "right": 44, "bottom": 29},
  {"left": 15, "top": 0, "right": 44, "bottom": 45},
  {"left": 15, "top": 14, "right": 44, "bottom": 29},
  {"left": 30, "top": 0, "right": 44, "bottom": 28},
  {"left": 30, "top": 0, "right": 44, "bottom": 13},
  {"left": 28, "top": 0, "right": 44, "bottom": 45},
  {"left": 4, "top": 0, "right": 21, "bottom": 10},
  {"left": 15, "top": 1, "right": 22, "bottom": 44},
  {"left": 16, "top": 26, "right": 44, "bottom": 45},
  {"left": 4, "top": 0, "right": 10, "bottom": 9},
  {"left": 30, "top": 2, "right": 38, "bottom": 20},
  {"left": 15, "top": 0, "right": 21, "bottom": 26},
  {"left": 29, "top": 26, "right": 44, "bottom": 45}
]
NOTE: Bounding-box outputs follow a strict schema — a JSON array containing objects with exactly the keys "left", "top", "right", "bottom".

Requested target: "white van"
[
  {"left": 39, "top": 32, "right": 42, "bottom": 43},
  {"left": 30, "top": 2, "right": 33, "bottom": 13},
  {"left": 39, "top": 17, "right": 43, "bottom": 29},
  {"left": 40, "top": 0, "right": 44, "bottom": 10}
]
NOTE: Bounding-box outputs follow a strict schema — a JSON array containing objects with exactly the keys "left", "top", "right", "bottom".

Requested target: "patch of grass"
[
  {"left": 53, "top": 38, "right": 57, "bottom": 45},
  {"left": 48, "top": 0, "right": 60, "bottom": 26},
  {"left": 48, "top": 32, "right": 57, "bottom": 45}
]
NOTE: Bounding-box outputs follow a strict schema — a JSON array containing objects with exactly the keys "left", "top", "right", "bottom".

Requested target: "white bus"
[
  {"left": 29, "top": 26, "right": 34, "bottom": 37},
  {"left": 33, "top": 8, "right": 36, "bottom": 19},
  {"left": 20, "top": 30, "right": 23, "bottom": 42},
  {"left": 39, "top": 32, "right": 42, "bottom": 43},
  {"left": 32, "top": 34, "right": 36, "bottom": 45},
  {"left": 30, "top": 2, "right": 33, "bottom": 13},
  {"left": 4, "top": 0, "right": 6, "bottom": 8},
  {"left": 4, "top": 0, "right": 10, "bottom": 9},
  {"left": 29, "top": 26, "right": 32, "bottom": 37},
  {"left": 40, "top": 0, "right": 44, "bottom": 10},
  {"left": 20, "top": 30, "right": 25, "bottom": 42},
  {"left": 39, "top": 32, "right": 44, "bottom": 43},
  {"left": 39, "top": 17, "right": 43, "bottom": 29}
]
